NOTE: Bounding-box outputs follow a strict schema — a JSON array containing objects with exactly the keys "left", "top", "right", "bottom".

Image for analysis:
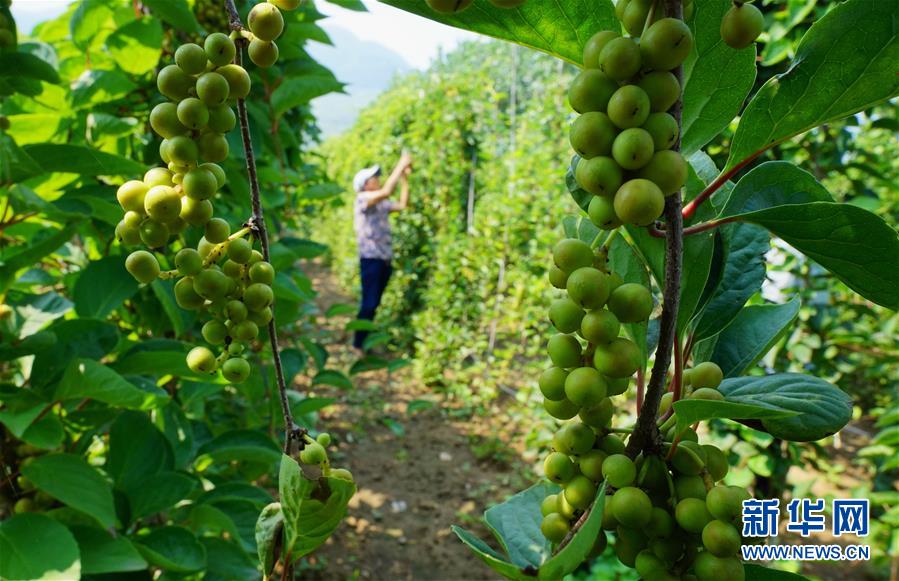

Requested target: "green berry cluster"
[
  {"left": 298, "top": 432, "right": 355, "bottom": 484},
  {"left": 720, "top": 1, "right": 764, "bottom": 49},
  {"left": 425, "top": 0, "right": 526, "bottom": 15},
  {"left": 570, "top": 1, "right": 695, "bottom": 229},
  {"left": 119, "top": 0, "right": 300, "bottom": 383}
]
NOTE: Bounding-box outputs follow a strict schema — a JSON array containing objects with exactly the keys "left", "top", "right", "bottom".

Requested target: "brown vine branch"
[
  {"left": 223, "top": 0, "right": 302, "bottom": 454},
  {"left": 625, "top": 0, "right": 684, "bottom": 458},
  {"left": 681, "top": 148, "right": 765, "bottom": 219},
  {"left": 648, "top": 215, "right": 739, "bottom": 238}
]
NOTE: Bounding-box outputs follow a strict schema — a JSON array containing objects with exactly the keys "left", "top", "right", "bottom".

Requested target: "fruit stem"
[
  {"left": 224, "top": 0, "right": 303, "bottom": 455},
  {"left": 681, "top": 148, "right": 765, "bottom": 219},
  {"left": 625, "top": 0, "right": 684, "bottom": 459},
  {"left": 158, "top": 269, "right": 179, "bottom": 280}
]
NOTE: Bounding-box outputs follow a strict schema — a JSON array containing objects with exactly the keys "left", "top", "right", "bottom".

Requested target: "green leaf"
[
  {"left": 108, "top": 410, "right": 174, "bottom": 489},
  {"left": 0, "top": 385, "right": 48, "bottom": 437},
  {"left": 278, "top": 455, "right": 356, "bottom": 562},
  {"left": 0, "top": 222, "right": 78, "bottom": 293},
  {"left": 141, "top": 0, "right": 202, "bottom": 33},
  {"left": 0, "top": 133, "right": 42, "bottom": 186},
  {"left": 739, "top": 202, "right": 899, "bottom": 309},
  {"left": 719, "top": 373, "right": 853, "bottom": 441},
  {"left": 324, "top": 0, "right": 367, "bottom": 11},
  {"left": 22, "top": 453, "right": 117, "bottom": 528},
  {"left": 271, "top": 75, "right": 346, "bottom": 116},
  {"left": 312, "top": 369, "right": 352, "bottom": 390},
  {"left": 0, "top": 514, "right": 81, "bottom": 580},
  {"left": 539, "top": 482, "right": 607, "bottom": 580},
  {"left": 202, "top": 537, "right": 261, "bottom": 581},
  {"left": 725, "top": 0, "right": 899, "bottom": 171},
  {"left": 453, "top": 526, "right": 528, "bottom": 580},
  {"left": 483, "top": 482, "right": 553, "bottom": 568},
  {"left": 196, "top": 430, "right": 281, "bottom": 466},
  {"left": 106, "top": 16, "right": 164, "bottom": 76},
  {"left": 719, "top": 162, "right": 832, "bottom": 219},
  {"left": 21, "top": 143, "right": 145, "bottom": 176},
  {"left": 709, "top": 299, "right": 801, "bottom": 377},
  {"left": 381, "top": 0, "right": 617, "bottom": 65},
  {"left": 135, "top": 526, "right": 206, "bottom": 573},
  {"left": 672, "top": 399, "right": 799, "bottom": 441},
  {"left": 692, "top": 224, "right": 769, "bottom": 341},
  {"left": 21, "top": 414, "right": 65, "bottom": 449},
  {"left": 56, "top": 358, "right": 170, "bottom": 409},
  {"left": 349, "top": 355, "right": 390, "bottom": 375},
  {"left": 73, "top": 256, "right": 140, "bottom": 319},
  {"left": 280, "top": 236, "right": 328, "bottom": 258},
  {"left": 680, "top": 0, "right": 757, "bottom": 155},
  {"left": 71, "top": 69, "right": 137, "bottom": 108},
  {"left": 255, "top": 502, "right": 283, "bottom": 577},
  {"left": 0, "top": 52, "right": 60, "bottom": 84},
  {"left": 0, "top": 330, "right": 57, "bottom": 362},
  {"left": 125, "top": 471, "right": 197, "bottom": 521},
  {"left": 70, "top": 0, "right": 113, "bottom": 50},
  {"left": 71, "top": 525, "right": 148, "bottom": 575},
  {"left": 150, "top": 279, "right": 187, "bottom": 337},
  {"left": 562, "top": 214, "right": 602, "bottom": 246}
]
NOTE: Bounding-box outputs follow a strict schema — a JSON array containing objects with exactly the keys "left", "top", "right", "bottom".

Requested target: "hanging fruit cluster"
[
  {"left": 118, "top": 0, "right": 297, "bottom": 383},
  {"left": 536, "top": 2, "right": 766, "bottom": 579},
  {"left": 571, "top": 1, "right": 694, "bottom": 230}
]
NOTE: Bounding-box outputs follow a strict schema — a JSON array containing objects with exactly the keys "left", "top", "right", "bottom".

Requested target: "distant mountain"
[{"left": 308, "top": 25, "right": 412, "bottom": 137}]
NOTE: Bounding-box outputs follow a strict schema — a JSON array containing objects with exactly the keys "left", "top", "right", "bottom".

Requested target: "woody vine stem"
[
  {"left": 625, "top": 0, "right": 684, "bottom": 456},
  {"left": 224, "top": 0, "right": 302, "bottom": 454}
]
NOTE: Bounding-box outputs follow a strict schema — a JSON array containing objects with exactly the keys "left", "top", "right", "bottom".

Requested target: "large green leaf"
[
  {"left": 381, "top": 0, "right": 618, "bottom": 64},
  {"left": 538, "top": 482, "right": 606, "bottom": 580},
  {"left": 484, "top": 482, "right": 553, "bottom": 568},
  {"left": 73, "top": 256, "right": 140, "bottom": 319},
  {"left": 108, "top": 410, "right": 174, "bottom": 489},
  {"left": 719, "top": 161, "right": 832, "bottom": 218},
  {"left": 125, "top": 471, "right": 197, "bottom": 521},
  {"left": 0, "top": 222, "right": 78, "bottom": 293},
  {"left": 708, "top": 299, "right": 801, "bottom": 377},
  {"left": 29, "top": 319, "right": 118, "bottom": 388},
  {"left": 56, "top": 358, "right": 169, "bottom": 410},
  {"left": 680, "top": 0, "right": 756, "bottom": 155},
  {"left": 0, "top": 52, "right": 60, "bottom": 84},
  {"left": 271, "top": 75, "right": 346, "bottom": 116},
  {"left": 453, "top": 526, "right": 528, "bottom": 580},
  {"left": 672, "top": 399, "right": 798, "bottom": 441},
  {"left": 20, "top": 143, "right": 145, "bottom": 177},
  {"left": 0, "top": 514, "right": 81, "bottom": 580},
  {"left": 106, "top": 16, "right": 164, "bottom": 76},
  {"left": 202, "top": 537, "right": 262, "bottom": 581},
  {"left": 738, "top": 202, "right": 899, "bottom": 309},
  {"left": 255, "top": 502, "right": 283, "bottom": 577},
  {"left": 70, "top": 0, "right": 113, "bottom": 50},
  {"left": 22, "top": 454, "right": 117, "bottom": 528},
  {"left": 719, "top": 162, "right": 899, "bottom": 309},
  {"left": 692, "top": 223, "right": 770, "bottom": 341},
  {"left": 135, "top": 526, "right": 206, "bottom": 573},
  {"left": 725, "top": 0, "right": 899, "bottom": 170},
  {"left": 196, "top": 430, "right": 281, "bottom": 466},
  {"left": 719, "top": 373, "right": 853, "bottom": 441},
  {"left": 71, "top": 525, "right": 148, "bottom": 575},
  {"left": 278, "top": 455, "right": 356, "bottom": 562},
  {"left": 142, "top": 0, "right": 202, "bottom": 34}
]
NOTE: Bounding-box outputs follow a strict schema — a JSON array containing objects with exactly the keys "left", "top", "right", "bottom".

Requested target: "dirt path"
[{"left": 298, "top": 261, "right": 531, "bottom": 580}]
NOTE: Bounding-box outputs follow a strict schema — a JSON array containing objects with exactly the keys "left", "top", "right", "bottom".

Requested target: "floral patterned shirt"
[{"left": 354, "top": 193, "right": 396, "bottom": 260}]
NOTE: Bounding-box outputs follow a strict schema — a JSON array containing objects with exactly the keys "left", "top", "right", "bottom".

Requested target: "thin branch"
[
  {"left": 649, "top": 215, "right": 739, "bottom": 238},
  {"left": 224, "top": 0, "right": 302, "bottom": 454},
  {"left": 681, "top": 149, "right": 764, "bottom": 219},
  {"left": 625, "top": 0, "right": 684, "bottom": 458}
]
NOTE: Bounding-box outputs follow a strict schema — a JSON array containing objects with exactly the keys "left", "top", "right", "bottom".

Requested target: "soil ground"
[
  {"left": 298, "top": 262, "right": 532, "bottom": 580},
  {"left": 293, "top": 261, "right": 889, "bottom": 581}
]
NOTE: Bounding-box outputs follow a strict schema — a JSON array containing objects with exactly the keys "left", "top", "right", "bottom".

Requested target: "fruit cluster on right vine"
[{"left": 536, "top": 2, "right": 764, "bottom": 580}]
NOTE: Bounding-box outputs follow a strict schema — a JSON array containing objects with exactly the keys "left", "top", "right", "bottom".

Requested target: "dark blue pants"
[{"left": 354, "top": 258, "right": 392, "bottom": 349}]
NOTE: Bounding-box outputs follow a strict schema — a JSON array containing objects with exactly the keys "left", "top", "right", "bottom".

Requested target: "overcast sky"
[{"left": 11, "top": 0, "right": 476, "bottom": 70}]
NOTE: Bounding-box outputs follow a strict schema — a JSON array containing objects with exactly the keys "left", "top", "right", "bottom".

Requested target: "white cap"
[{"left": 353, "top": 165, "right": 381, "bottom": 192}]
